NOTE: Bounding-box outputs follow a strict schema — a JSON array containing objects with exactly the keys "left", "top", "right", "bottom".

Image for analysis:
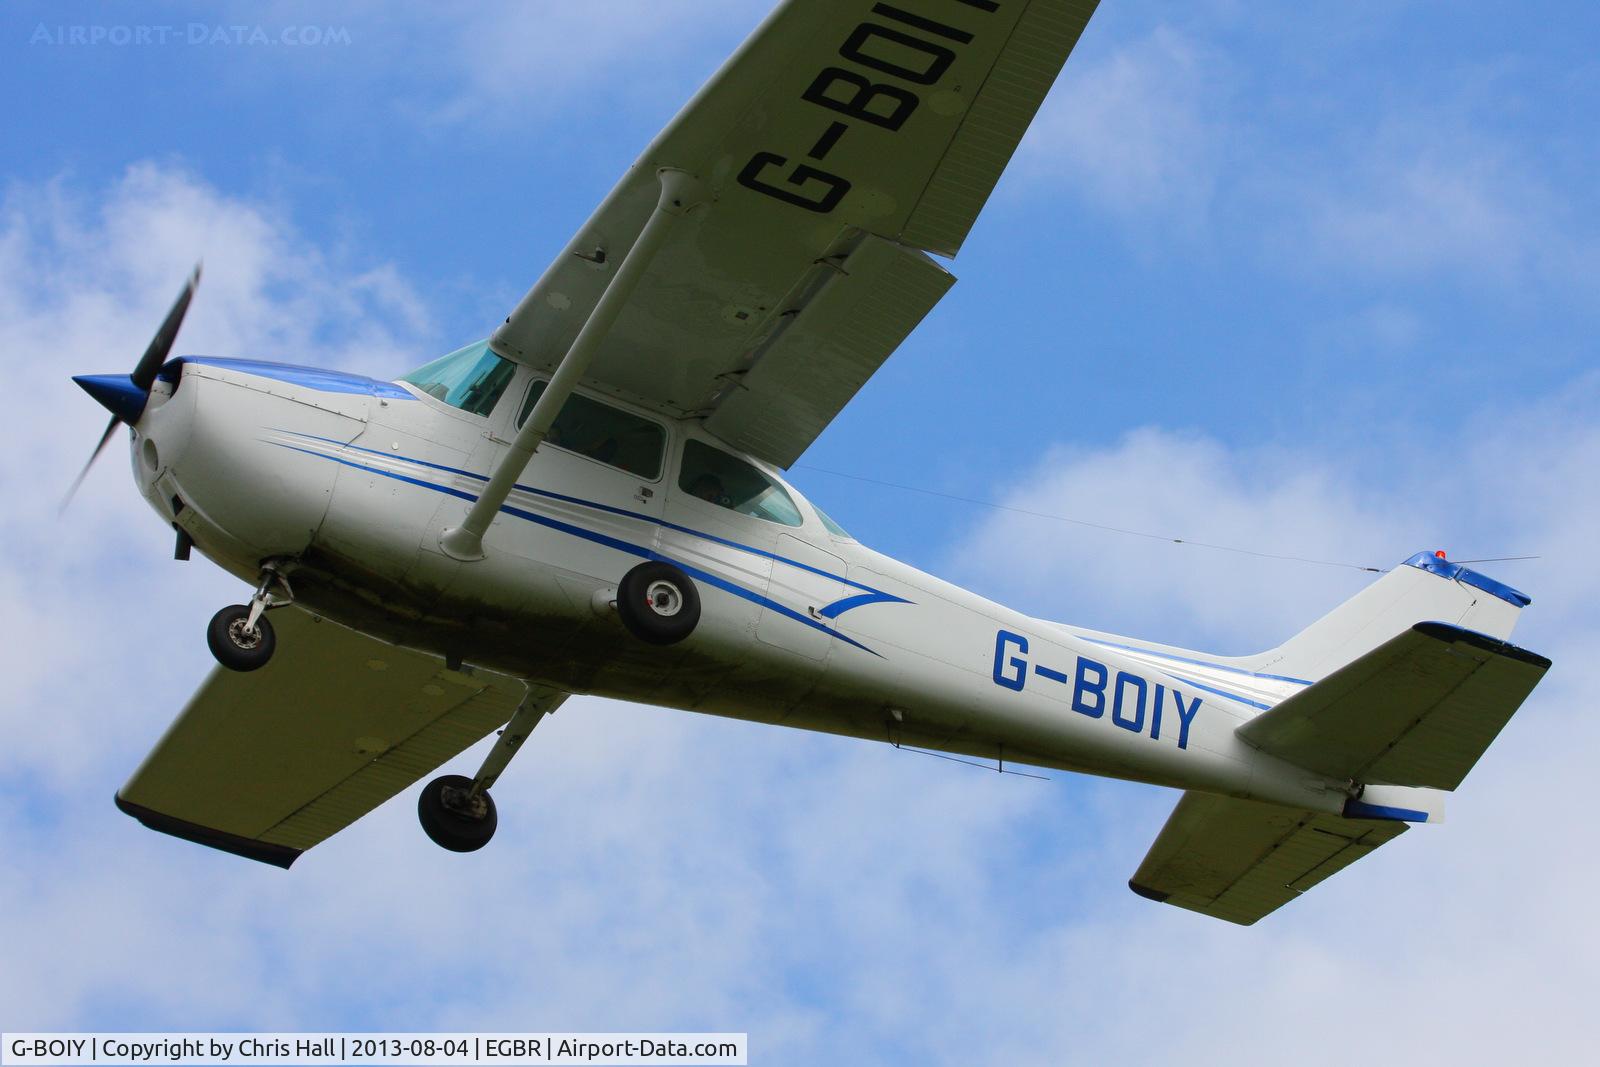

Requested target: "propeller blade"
[
  {"left": 131, "top": 261, "right": 202, "bottom": 391},
  {"left": 59, "top": 416, "right": 121, "bottom": 514},
  {"left": 64, "top": 263, "right": 202, "bottom": 511}
]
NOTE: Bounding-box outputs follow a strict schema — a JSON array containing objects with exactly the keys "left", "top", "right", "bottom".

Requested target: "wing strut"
[{"left": 440, "top": 168, "right": 704, "bottom": 561}]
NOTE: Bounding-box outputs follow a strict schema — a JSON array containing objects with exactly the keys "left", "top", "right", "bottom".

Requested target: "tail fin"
[
  {"left": 1251, "top": 552, "right": 1531, "bottom": 683},
  {"left": 1127, "top": 554, "right": 1546, "bottom": 925}
]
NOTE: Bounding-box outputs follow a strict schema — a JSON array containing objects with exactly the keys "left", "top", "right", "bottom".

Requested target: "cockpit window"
[
  {"left": 400, "top": 340, "right": 515, "bottom": 417},
  {"left": 678, "top": 439, "right": 803, "bottom": 527},
  {"left": 815, "top": 506, "right": 852, "bottom": 539},
  {"left": 517, "top": 380, "right": 665, "bottom": 479}
]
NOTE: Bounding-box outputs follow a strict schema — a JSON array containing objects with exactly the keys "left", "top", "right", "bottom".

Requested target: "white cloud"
[
  {"left": 410, "top": 0, "right": 770, "bottom": 128},
  {"left": 946, "top": 428, "right": 1407, "bottom": 652},
  {"left": 0, "top": 163, "right": 433, "bottom": 783},
  {"left": 934, "top": 388, "right": 1599, "bottom": 1061},
  {"left": 1020, "top": 26, "right": 1231, "bottom": 230},
  {"left": 1010, "top": 12, "right": 1600, "bottom": 298},
  {"left": 1269, "top": 119, "right": 1598, "bottom": 291}
]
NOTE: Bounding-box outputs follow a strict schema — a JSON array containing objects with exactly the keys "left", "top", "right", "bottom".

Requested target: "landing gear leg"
[
  {"left": 418, "top": 688, "right": 565, "bottom": 853},
  {"left": 206, "top": 562, "right": 294, "bottom": 672}
]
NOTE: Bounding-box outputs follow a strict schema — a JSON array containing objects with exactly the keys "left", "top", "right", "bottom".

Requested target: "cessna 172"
[{"left": 70, "top": 0, "right": 1549, "bottom": 924}]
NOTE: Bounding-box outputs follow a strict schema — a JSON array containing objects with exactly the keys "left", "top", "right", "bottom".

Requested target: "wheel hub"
[
  {"left": 439, "top": 783, "right": 489, "bottom": 821},
  {"left": 227, "top": 617, "right": 262, "bottom": 649},
  {"left": 645, "top": 579, "right": 683, "bottom": 617}
]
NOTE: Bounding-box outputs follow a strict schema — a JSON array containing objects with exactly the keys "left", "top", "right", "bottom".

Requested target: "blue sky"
[{"left": 3, "top": 1, "right": 1598, "bottom": 1063}]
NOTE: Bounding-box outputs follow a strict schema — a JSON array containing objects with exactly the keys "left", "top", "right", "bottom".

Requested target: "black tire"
[
  {"left": 206, "top": 604, "right": 276, "bottom": 672},
  {"left": 616, "top": 560, "right": 701, "bottom": 645},
  {"left": 417, "top": 774, "right": 497, "bottom": 853}
]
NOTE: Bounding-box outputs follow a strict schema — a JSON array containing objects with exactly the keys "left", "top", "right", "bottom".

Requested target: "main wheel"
[
  {"left": 616, "top": 561, "right": 701, "bottom": 645},
  {"left": 418, "top": 774, "right": 497, "bottom": 853},
  {"left": 206, "top": 604, "right": 276, "bottom": 672}
]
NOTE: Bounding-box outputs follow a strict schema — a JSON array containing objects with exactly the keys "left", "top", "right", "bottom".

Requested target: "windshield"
[{"left": 401, "top": 340, "right": 515, "bottom": 417}]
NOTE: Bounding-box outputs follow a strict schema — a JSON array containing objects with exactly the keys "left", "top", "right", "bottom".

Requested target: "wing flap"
[
  {"left": 117, "top": 610, "right": 544, "bottom": 865},
  {"left": 1235, "top": 622, "right": 1550, "bottom": 790},
  {"left": 704, "top": 233, "right": 954, "bottom": 466},
  {"left": 1130, "top": 792, "right": 1408, "bottom": 926}
]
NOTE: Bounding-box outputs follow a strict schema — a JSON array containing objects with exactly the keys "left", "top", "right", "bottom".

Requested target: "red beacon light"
[{"left": 1435, "top": 549, "right": 1448, "bottom": 560}]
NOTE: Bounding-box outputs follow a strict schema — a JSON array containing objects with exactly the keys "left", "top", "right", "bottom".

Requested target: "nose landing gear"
[{"left": 207, "top": 562, "right": 294, "bottom": 672}]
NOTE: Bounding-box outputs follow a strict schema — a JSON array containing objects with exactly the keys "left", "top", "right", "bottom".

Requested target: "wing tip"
[
  {"left": 114, "top": 793, "right": 301, "bottom": 870},
  {"left": 1127, "top": 879, "right": 1169, "bottom": 903}
]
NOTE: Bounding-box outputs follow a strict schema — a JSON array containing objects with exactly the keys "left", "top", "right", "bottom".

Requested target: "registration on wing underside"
[{"left": 490, "top": 0, "right": 1099, "bottom": 467}]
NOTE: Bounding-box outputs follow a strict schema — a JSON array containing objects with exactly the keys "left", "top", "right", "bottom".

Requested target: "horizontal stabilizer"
[
  {"left": 1236, "top": 622, "right": 1550, "bottom": 790},
  {"left": 1130, "top": 791, "right": 1409, "bottom": 925}
]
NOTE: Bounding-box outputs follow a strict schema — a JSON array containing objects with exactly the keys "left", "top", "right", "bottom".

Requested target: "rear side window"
[
  {"left": 815, "top": 506, "right": 853, "bottom": 540},
  {"left": 678, "top": 439, "right": 803, "bottom": 527},
  {"left": 518, "top": 380, "right": 666, "bottom": 479}
]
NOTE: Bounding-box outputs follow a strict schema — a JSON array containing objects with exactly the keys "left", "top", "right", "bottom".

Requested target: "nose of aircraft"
[{"left": 73, "top": 372, "right": 152, "bottom": 424}]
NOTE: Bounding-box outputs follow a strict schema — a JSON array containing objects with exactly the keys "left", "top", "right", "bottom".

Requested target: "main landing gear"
[
  {"left": 615, "top": 560, "right": 701, "bottom": 645},
  {"left": 417, "top": 775, "right": 498, "bottom": 852},
  {"left": 207, "top": 562, "right": 293, "bottom": 672},
  {"left": 418, "top": 689, "right": 562, "bottom": 853}
]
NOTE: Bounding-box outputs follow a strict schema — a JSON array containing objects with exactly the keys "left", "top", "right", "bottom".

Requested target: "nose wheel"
[
  {"left": 207, "top": 605, "right": 277, "bottom": 671},
  {"left": 207, "top": 562, "right": 293, "bottom": 672}
]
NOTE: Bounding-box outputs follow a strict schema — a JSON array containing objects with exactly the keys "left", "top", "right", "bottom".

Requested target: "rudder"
[{"left": 1250, "top": 552, "right": 1530, "bottom": 684}]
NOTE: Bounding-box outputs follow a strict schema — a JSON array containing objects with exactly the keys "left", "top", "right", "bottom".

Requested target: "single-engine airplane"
[{"left": 71, "top": 0, "right": 1549, "bottom": 924}]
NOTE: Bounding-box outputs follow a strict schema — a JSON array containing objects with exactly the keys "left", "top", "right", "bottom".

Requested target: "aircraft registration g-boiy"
[{"left": 70, "top": 0, "right": 1549, "bottom": 924}]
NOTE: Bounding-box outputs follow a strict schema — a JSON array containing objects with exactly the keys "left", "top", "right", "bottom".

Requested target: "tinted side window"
[
  {"left": 678, "top": 439, "right": 803, "bottom": 527},
  {"left": 517, "top": 381, "right": 665, "bottom": 479},
  {"left": 815, "top": 506, "right": 853, "bottom": 539}
]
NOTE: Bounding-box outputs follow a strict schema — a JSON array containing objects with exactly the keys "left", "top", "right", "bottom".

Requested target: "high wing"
[
  {"left": 491, "top": 0, "right": 1100, "bottom": 467},
  {"left": 1130, "top": 792, "right": 1410, "bottom": 926},
  {"left": 117, "top": 609, "right": 560, "bottom": 867}
]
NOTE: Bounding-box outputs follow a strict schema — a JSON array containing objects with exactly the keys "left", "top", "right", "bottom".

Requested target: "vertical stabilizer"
[{"left": 1251, "top": 553, "right": 1530, "bottom": 683}]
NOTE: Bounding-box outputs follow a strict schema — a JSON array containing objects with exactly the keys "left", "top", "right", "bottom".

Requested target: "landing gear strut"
[
  {"left": 207, "top": 562, "right": 293, "bottom": 672},
  {"left": 418, "top": 688, "right": 564, "bottom": 853}
]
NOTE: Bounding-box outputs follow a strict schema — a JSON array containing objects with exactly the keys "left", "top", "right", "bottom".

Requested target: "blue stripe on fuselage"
[
  {"left": 271, "top": 442, "right": 882, "bottom": 657},
  {"left": 1075, "top": 634, "right": 1312, "bottom": 687},
  {"left": 164, "top": 357, "right": 416, "bottom": 400},
  {"left": 274, "top": 429, "right": 909, "bottom": 618},
  {"left": 1161, "top": 672, "right": 1274, "bottom": 711}
]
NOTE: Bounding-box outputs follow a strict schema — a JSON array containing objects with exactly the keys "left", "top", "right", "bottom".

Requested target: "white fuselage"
[{"left": 129, "top": 356, "right": 1353, "bottom": 815}]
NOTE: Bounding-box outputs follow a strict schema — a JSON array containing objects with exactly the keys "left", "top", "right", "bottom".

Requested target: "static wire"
[{"left": 796, "top": 465, "right": 1539, "bottom": 575}]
